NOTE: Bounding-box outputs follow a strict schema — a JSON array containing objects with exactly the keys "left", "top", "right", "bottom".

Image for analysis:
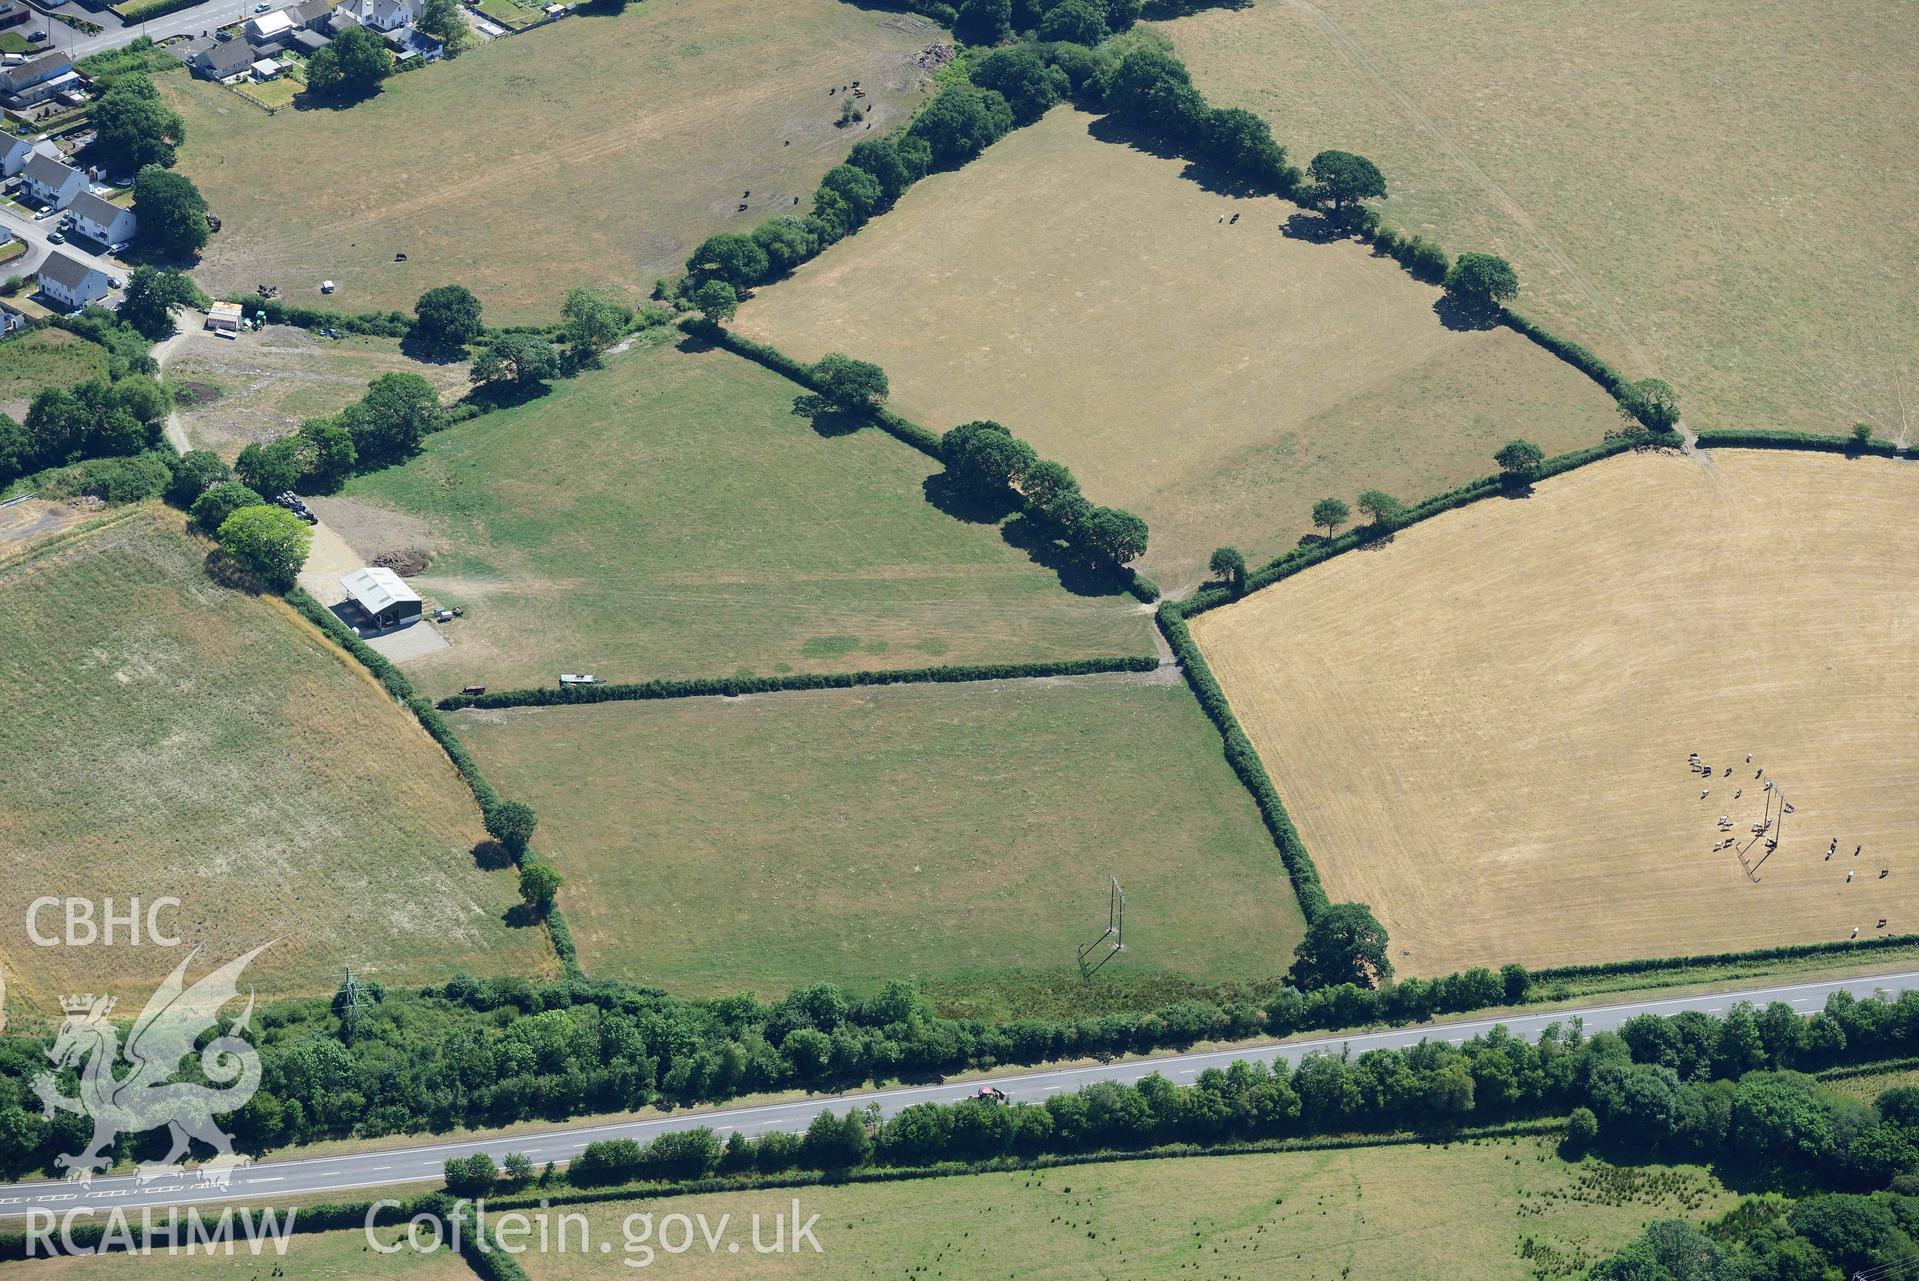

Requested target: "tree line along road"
[{"left": 0, "top": 967, "right": 1914, "bottom": 1219}]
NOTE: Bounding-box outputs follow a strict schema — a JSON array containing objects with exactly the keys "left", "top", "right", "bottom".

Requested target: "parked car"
[
  {"left": 46, "top": 231, "right": 63, "bottom": 243},
  {"left": 254, "top": 2, "right": 271, "bottom": 10},
  {"left": 28, "top": 29, "right": 46, "bottom": 42},
  {"left": 108, "top": 277, "right": 121, "bottom": 288}
]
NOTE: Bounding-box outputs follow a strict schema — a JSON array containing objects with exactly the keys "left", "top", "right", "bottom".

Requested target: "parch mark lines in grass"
[{"left": 1282, "top": 0, "right": 1651, "bottom": 375}]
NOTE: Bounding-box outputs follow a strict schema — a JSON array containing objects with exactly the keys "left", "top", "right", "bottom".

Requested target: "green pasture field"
[
  {"left": 454, "top": 674, "right": 1303, "bottom": 1000},
  {"left": 516, "top": 1137, "right": 1734, "bottom": 1280},
  {"left": 1156, "top": 0, "right": 1919, "bottom": 438},
  {"left": 338, "top": 338, "right": 1150, "bottom": 700},
  {"left": 0, "top": 327, "right": 108, "bottom": 420},
  {"left": 0, "top": 506, "right": 552, "bottom": 1009},
  {"left": 160, "top": 0, "right": 946, "bottom": 322},
  {"left": 736, "top": 107, "right": 1620, "bottom": 589}
]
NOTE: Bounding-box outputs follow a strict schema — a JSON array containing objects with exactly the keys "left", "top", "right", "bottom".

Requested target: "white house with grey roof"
[
  {"left": 37, "top": 251, "right": 109, "bottom": 311},
  {"left": 330, "top": 0, "right": 419, "bottom": 32},
  {"left": 0, "top": 134, "right": 56, "bottom": 178},
  {"left": 22, "top": 150, "right": 84, "bottom": 208},
  {"left": 67, "top": 191, "right": 134, "bottom": 249}
]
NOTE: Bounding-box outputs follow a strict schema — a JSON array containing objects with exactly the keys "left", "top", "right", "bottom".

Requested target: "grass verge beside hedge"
[{"left": 435, "top": 655, "right": 1160, "bottom": 710}]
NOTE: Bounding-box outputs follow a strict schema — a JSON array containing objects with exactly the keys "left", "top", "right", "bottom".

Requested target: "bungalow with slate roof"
[
  {"left": 188, "top": 38, "right": 255, "bottom": 83},
  {"left": 37, "top": 251, "right": 109, "bottom": 312},
  {"left": 384, "top": 24, "right": 443, "bottom": 61},
  {"left": 22, "top": 150, "right": 84, "bottom": 209},
  {"left": 67, "top": 191, "right": 134, "bottom": 249}
]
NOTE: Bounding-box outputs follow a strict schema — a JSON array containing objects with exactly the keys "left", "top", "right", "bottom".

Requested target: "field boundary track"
[
  {"left": 1161, "top": 435, "right": 1918, "bottom": 980},
  {"left": 435, "top": 653, "right": 1162, "bottom": 710}
]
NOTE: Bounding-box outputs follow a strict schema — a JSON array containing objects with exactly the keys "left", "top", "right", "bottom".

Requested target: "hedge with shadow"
[
  {"left": 437, "top": 655, "right": 1160, "bottom": 710},
  {"left": 284, "top": 587, "right": 582, "bottom": 976}
]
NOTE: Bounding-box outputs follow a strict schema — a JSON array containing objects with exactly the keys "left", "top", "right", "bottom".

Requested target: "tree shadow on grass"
[
  {"left": 1280, "top": 210, "right": 1345, "bottom": 244},
  {"left": 472, "top": 839, "right": 514, "bottom": 871},
  {"left": 790, "top": 395, "right": 863, "bottom": 438},
  {"left": 503, "top": 903, "right": 541, "bottom": 930},
  {"left": 1083, "top": 115, "right": 1267, "bottom": 199},
  {"left": 203, "top": 549, "right": 266, "bottom": 594},
  {"left": 921, "top": 471, "right": 1018, "bottom": 526},
  {"left": 1432, "top": 294, "right": 1501, "bottom": 332},
  {"left": 1000, "top": 513, "right": 1135, "bottom": 598}
]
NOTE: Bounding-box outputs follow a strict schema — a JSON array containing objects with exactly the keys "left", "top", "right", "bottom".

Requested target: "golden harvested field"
[
  {"left": 737, "top": 107, "right": 1621, "bottom": 589},
  {"left": 1191, "top": 450, "right": 1919, "bottom": 975},
  {"left": 1156, "top": 0, "right": 1919, "bottom": 436},
  {"left": 0, "top": 506, "right": 552, "bottom": 1007},
  {"left": 162, "top": 0, "right": 943, "bottom": 322}
]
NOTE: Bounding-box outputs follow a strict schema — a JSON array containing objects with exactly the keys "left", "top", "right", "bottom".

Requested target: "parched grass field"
[
  {"left": 339, "top": 338, "right": 1151, "bottom": 700},
  {"left": 161, "top": 0, "right": 943, "bottom": 322},
  {"left": 1156, "top": 0, "right": 1919, "bottom": 437},
  {"left": 0, "top": 506, "right": 551, "bottom": 1007},
  {"left": 736, "top": 107, "right": 1621, "bottom": 588},
  {"left": 519, "top": 1139, "right": 1733, "bottom": 1280},
  {"left": 29, "top": 1230, "right": 470, "bottom": 1281},
  {"left": 0, "top": 327, "right": 107, "bottom": 420},
  {"left": 454, "top": 675, "right": 1303, "bottom": 998},
  {"left": 1191, "top": 449, "right": 1919, "bottom": 976},
  {"left": 167, "top": 324, "right": 468, "bottom": 459}
]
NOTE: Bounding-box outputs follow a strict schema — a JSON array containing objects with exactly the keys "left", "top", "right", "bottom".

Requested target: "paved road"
[
  {"left": 33, "top": 0, "right": 283, "bottom": 58},
  {"left": 0, "top": 967, "right": 1911, "bottom": 1220}
]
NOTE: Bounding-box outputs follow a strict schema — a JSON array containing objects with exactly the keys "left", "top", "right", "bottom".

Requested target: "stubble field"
[
  {"left": 1191, "top": 450, "right": 1919, "bottom": 975},
  {"left": 1156, "top": 0, "right": 1919, "bottom": 436},
  {"left": 337, "top": 338, "right": 1151, "bottom": 700},
  {"left": 0, "top": 507, "right": 552, "bottom": 1007},
  {"left": 737, "top": 107, "right": 1621, "bottom": 588},
  {"left": 454, "top": 675, "right": 1304, "bottom": 998},
  {"left": 161, "top": 0, "right": 943, "bottom": 322}
]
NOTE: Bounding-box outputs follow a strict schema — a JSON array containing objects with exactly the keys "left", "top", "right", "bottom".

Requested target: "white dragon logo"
[{"left": 33, "top": 944, "right": 270, "bottom": 1184}]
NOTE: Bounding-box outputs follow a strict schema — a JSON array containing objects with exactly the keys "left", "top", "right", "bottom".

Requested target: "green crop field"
[
  {"left": 337, "top": 338, "right": 1150, "bottom": 700},
  {"left": 0, "top": 328, "right": 108, "bottom": 420},
  {"left": 515, "top": 1138, "right": 1734, "bottom": 1280},
  {"left": 0, "top": 506, "right": 552, "bottom": 1008},
  {"left": 160, "top": 0, "right": 946, "bottom": 322},
  {"left": 737, "top": 107, "right": 1621, "bottom": 589},
  {"left": 1156, "top": 0, "right": 1919, "bottom": 438},
  {"left": 454, "top": 675, "right": 1302, "bottom": 1000}
]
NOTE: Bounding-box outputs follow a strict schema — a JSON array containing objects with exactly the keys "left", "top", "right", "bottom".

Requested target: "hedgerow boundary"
[
  {"left": 0, "top": 1121, "right": 1564, "bottom": 1263},
  {"left": 284, "top": 586, "right": 582, "bottom": 976},
  {"left": 681, "top": 318, "right": 1160, "bottom": 602},
  {"left": 1162, "top": 434, "right": 1917, "bottom": 976},
  {"left": 435, "top": 655, "right": 1160, "bottom": 710}
]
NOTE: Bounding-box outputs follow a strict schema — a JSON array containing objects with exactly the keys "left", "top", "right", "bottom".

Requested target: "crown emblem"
[{"left": 60, "top": 994, "right": 114, "bottom": 1017}]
